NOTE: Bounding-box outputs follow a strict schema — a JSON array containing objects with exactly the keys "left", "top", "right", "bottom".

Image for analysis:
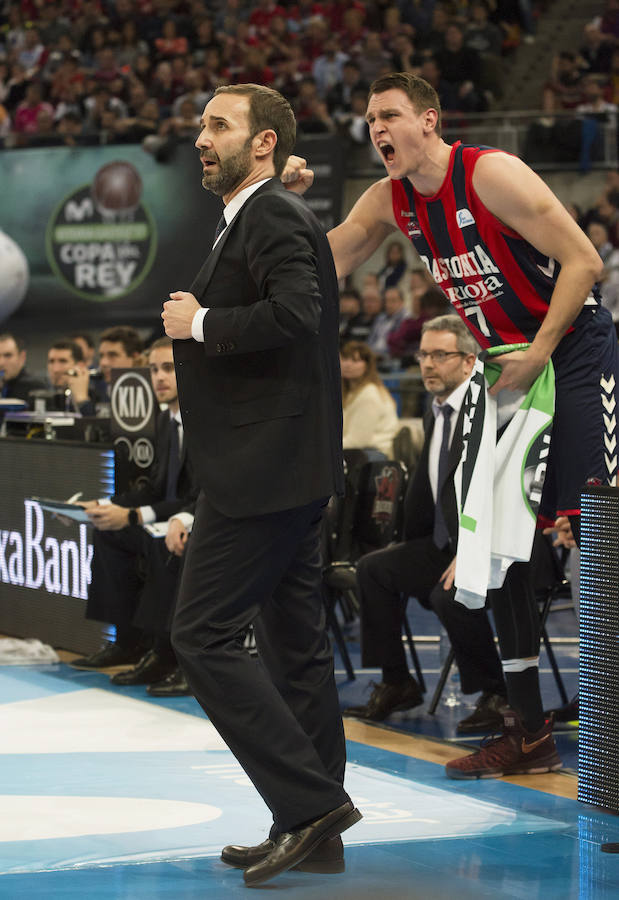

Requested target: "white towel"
[
  {"left": 454, "top": 351, "right": 555, "bottom": 608},
  {"left": 0, "top": 637, "right": 60, "bottom": 665}
]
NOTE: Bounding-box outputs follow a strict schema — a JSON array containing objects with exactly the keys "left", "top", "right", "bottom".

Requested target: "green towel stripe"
[{"left": 460, "top": 514, "right": 477, "bottom": 532}]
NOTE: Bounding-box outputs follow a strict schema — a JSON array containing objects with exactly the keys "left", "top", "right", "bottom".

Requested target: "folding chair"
[
  {"left": 531, "top": 532, "right": 573, "bottom": 706},
  {"left": 322, "top": 459, "right": 424, "bottom": 683},
  {"left": 428, "top": 530, "right": 573, "bottom": 713}
]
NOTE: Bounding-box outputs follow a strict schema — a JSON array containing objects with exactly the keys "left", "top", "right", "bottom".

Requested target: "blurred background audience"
[
  {"left": 340, "top": 339, "right": 400, "bottom": 459},
  {"left": 0, "top": 0, "right": 550, "bottom": 148}
]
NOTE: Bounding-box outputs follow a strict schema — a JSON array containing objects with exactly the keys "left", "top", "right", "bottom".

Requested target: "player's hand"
[
  {"left": 280, "top": 155, "right": 314, "bottom": 195},
  {"left": 87, "top": 503, "right": 130, "bottom": 531},
  {"left": 78, "top": 500, "right": 99, "bottom": 510},
  {"left": 439, "top": 557, "right": 457, "bottom": 591},
  {"left": 162, "top": 291, "right": 200, "bottom": 340},
  {"left": 542, "top": 516, "right": 576, "bottom": 548},
  {"left": 488, "top": 349, "right": 546, "bottom": 395},
  {"left": 165, "top": 517, "right": 188, "bottom": 556}
]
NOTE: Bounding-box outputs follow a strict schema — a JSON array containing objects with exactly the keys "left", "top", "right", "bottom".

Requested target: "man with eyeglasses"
[{"left": 345, "top": 315, "right": 508, "bottom": 729}]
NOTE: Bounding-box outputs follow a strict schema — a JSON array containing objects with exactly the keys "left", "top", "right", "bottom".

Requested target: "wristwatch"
[{"left": 128, "top": 508, "right": 139, "bottom": 526}]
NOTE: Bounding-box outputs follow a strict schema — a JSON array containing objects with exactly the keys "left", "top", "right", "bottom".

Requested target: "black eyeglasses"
[{"left": 414, "top": 350, "right": 466, "bottom": 364}]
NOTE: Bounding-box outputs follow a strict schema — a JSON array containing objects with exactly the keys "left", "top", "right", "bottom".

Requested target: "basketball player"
[{"left": 284, "top": 72, "right": 616, "bottom": 780}]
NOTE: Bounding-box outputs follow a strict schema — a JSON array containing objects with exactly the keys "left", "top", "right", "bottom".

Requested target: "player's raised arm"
[
  {"left": 282, "top": 157, "right": 397, "bottom": 281},
  {"left": 328, "top": 179, "right": 397, "bottom": 280}
]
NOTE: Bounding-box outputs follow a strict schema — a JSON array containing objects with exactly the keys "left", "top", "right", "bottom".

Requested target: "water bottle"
[{"left": 438, "top": 627, "right": 462, "bottom": 707}]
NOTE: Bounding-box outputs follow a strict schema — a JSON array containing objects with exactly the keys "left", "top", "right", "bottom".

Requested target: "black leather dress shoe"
[
  {"left": 244, "top": 801, "right": 361, "bottom": 886},
  {"left": 110, "top": 649, "right": 175, "bottom": 686},
  {"left": 456, "top": 692, "right": 508, "bottom": 734},
  {"left": 602, "top": 843, "right": 619, "bottom": 853},
  {"left": 344, "top": 677, "right": 423, "bottom": 721},
  {"left": 70, "top": 643, "right": 144, "bottom": 669},
  {"left": 221, "top": 835, "right": 344, "bottom": 873},
  {"left": 146, "top": 668, "right": 192, "bottom": 697}
]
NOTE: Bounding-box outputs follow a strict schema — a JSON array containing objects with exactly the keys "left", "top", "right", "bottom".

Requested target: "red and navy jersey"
[{"left": 391, "top": 141, "right": 600, "bottom": 349}]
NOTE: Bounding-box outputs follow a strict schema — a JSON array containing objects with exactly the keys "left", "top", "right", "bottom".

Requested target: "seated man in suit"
[
  {"left": 69, "top": 332, "right": 97, "bottom": 370},
  {"left": 346, "top": 314, "right": 508, "bottom": 733},
  {"left": 45, "top": 337, "right": 108, "bottom": 416},
  {"left": 47, "top": 338, "right": 87, "bottom": 392},
  {"left": 0, "top": 332, "right": 46, "bottom": 406},
  {"left": 70, "top": 337, "right": 198, "bottom": 683},
  {"left": 66, "top": 325, "right": 144, "bottom": 416}
]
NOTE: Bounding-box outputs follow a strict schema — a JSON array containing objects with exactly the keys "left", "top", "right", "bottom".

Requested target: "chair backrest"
[
  {"left": 322, "top": 449, "right": 371, "bottom": 565},
  {"left": 392, "top": 418, "right": 424, "bottom": 475},
  {"left": 351, "top": 459, "right": 409, "bottom": 558}
]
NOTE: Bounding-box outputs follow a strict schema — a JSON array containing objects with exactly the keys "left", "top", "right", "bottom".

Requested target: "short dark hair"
[
  {"left": 214, "top": 83, "right": 296, "bottom": 176},
  {"left": 369, "top": 71, "right": 442, "bottom": 136},
  {"left": 418, "top": 286, "right": 451, "bottom": 315},
  {"left": 69, "top": 331, "right": 95, "bottom": 349},
  {"left": 49, "top": 339, "right": 84, "bottom": 362},
  {"left": 0, "top": 332, "right": 25, "bottom": 352},
  {"left": 148, "top": 335, "right": 173, "bottom": 353},
  {"left": 99, "top": 325, "right": 143, "bottom": 356}
]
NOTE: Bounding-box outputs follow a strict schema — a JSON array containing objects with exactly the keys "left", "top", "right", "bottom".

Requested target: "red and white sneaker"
[{"left": 445, "top": 709, "right": 562, "bottom": 780}]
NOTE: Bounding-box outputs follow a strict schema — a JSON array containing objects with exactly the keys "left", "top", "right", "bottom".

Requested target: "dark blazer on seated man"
[
  {"left": 349, "top": 315, "right": 508, "bottom": 733},
  {"left": 70, "top": 336, "right": 199, "bottom": 677},
  {"left": 0, "top": 332, "right": 46, "bottom": 407},
  {"left": 2, "top": 367, "right": 46, "bottom": 405},
  {"left": 162, "top": 85, "right": 357, "bottom": 885},
  {"left": 85, "top": 408, "right": 198, "bottom": 634}
]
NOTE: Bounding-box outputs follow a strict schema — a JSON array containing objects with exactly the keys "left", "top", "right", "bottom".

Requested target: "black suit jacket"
[
  {"left": 174, "top": 179, "right": 344, "bottom": 518},
  {"left": 402, "top": 405, "right": 465, "bottom": 554},
  {"left": 113, "top": 411, "right": 198, "bottom": 521},
  {"left": 3, "top": 368, "right": 46, "bottom": 407}
]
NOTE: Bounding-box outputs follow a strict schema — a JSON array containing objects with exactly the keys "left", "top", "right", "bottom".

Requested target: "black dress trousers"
[{"left": 171, "top": 491, "right": 349, "bottom": 834}]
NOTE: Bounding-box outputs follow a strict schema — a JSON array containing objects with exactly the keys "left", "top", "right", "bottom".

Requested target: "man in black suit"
[
  {"left": 0, "top": 333, "right": 45, "bottom": 406},
  {"left": 161, "top": 84, "right": 361, "bottom": 888},
  {"left": 71, "top": 337, "right": 197, "bottom": 678},
  {"left": 347, "top": 315, "right": 508, "bottom": 732}
]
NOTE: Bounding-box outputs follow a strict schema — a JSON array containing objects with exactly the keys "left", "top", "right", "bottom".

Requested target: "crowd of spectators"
[
  {"left": 568, "top": 170, "right": 619, "bottom": 329},
  {"left": 0, "top": 0, "right": 541, "bottom": 150},
  {"left": 339, "top": 240, "right": 451, "bottom": 371},
  {"left": 526, "top": 2, "right": 619, "bottom": 170}
]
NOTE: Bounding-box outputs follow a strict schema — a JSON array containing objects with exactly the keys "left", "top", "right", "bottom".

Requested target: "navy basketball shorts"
[{"left": 540, "top": 306, "right": 619, "bottom": 524}]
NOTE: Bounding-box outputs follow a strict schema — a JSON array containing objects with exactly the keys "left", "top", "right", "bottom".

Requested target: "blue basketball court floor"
[{"left": 2, "top": 608, "right": 619, "bottom": 899}]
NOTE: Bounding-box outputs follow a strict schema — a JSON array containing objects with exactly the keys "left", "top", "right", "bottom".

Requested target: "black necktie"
[
  {"left": 433, "top": 403, "right": 453, "bottom": 550},
  {"left": 165, "top": 419, "right": 180, "bottom": 501},
  {"left": 213, "top": 214, "right": 226, "bottom": 246}
]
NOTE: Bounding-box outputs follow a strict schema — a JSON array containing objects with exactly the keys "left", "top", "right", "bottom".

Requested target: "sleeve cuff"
[
  {"left": 139, "top": 505, "right": 156, "bottom": 524},
  {"left": 170, "top": 511, "right": 194, "bottom": 530},
  {"left": 191, "top": 307, "right": 208, "bottom": 342}
]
